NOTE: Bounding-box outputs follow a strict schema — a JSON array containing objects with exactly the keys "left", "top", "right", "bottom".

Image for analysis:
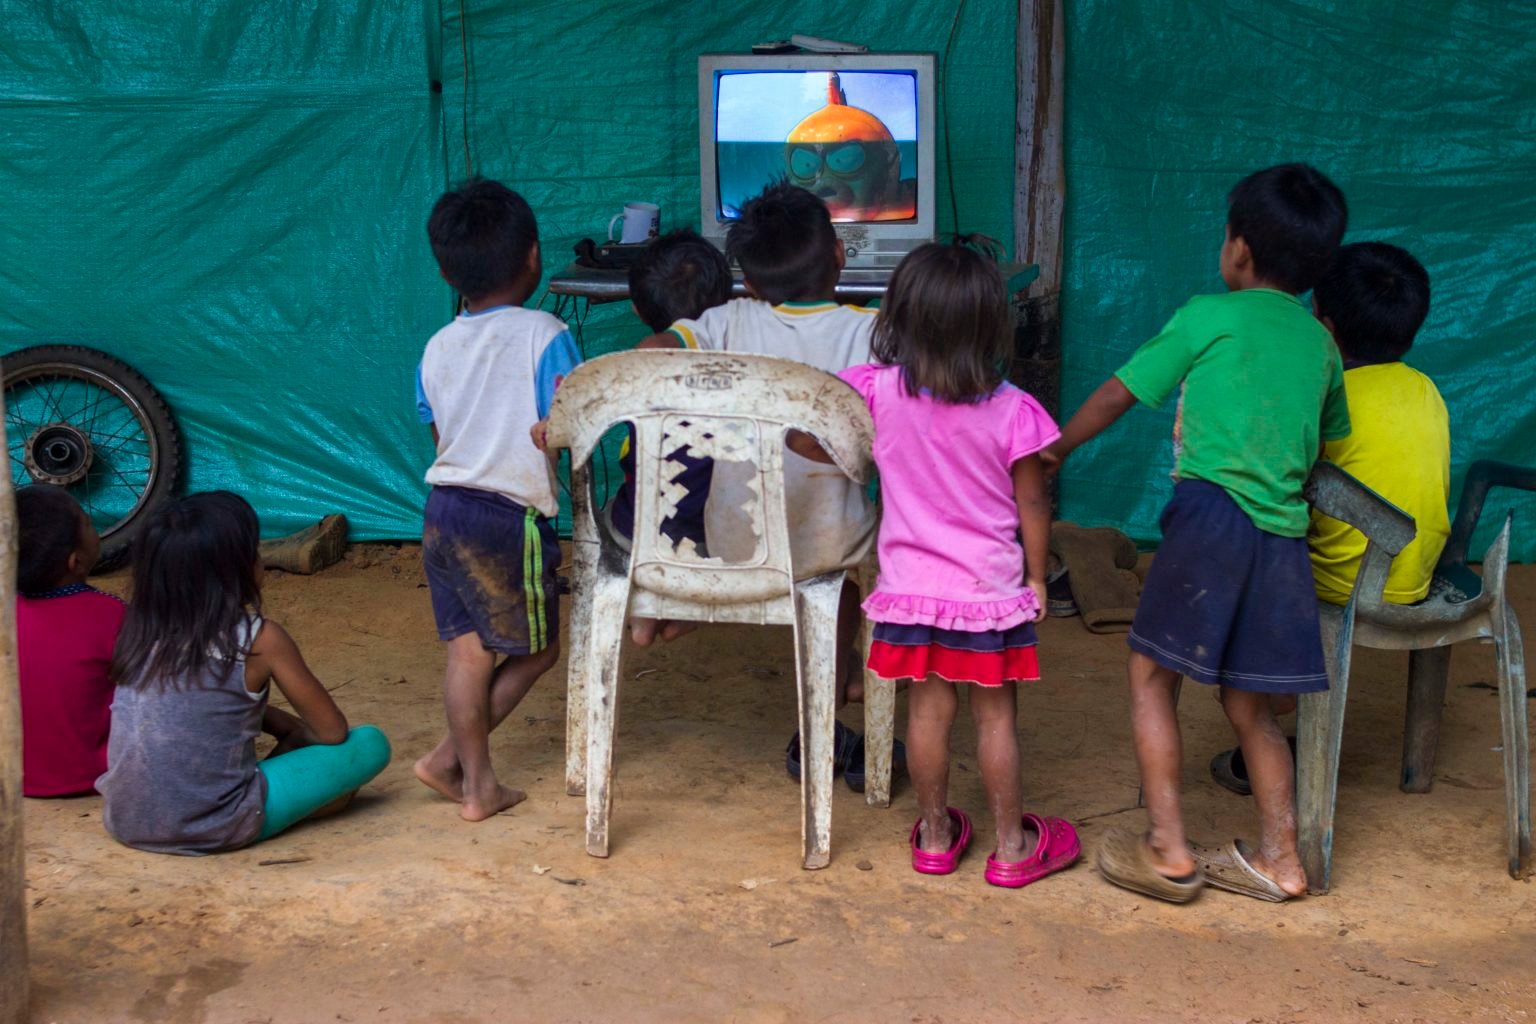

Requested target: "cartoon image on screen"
[{"left": 715, "top": 70, "right": 918, "bottom": 223}]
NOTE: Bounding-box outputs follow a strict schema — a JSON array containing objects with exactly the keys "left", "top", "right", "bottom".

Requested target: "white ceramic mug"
[{"left": 608, "top": 201, "right": 660, "bottom": 244}]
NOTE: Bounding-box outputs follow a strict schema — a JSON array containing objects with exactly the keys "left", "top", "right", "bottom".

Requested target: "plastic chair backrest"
[{"left": 546, "top": 349, "right": 874, "bottom": 604}]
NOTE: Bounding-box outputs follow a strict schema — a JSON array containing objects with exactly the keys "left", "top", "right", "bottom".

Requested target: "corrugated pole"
[
  {"left": 1013, "top": 0, "right": 1066, "bottom": 434},
  {"left": 0, "top": 392, "right": 24, "bottom": 1023}
]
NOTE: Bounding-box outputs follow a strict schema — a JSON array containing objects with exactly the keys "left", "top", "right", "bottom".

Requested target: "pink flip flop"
[
  {"left": 910, "top": 808, "right": 973, "bottom": 875},
  {"left": 985, "top": 813, "right": 1081, "bottom": 888}
]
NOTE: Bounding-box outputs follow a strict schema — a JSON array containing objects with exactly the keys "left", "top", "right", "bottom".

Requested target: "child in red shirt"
[{"left": 16, "top": 485, "right": 124, "bottom": 797}]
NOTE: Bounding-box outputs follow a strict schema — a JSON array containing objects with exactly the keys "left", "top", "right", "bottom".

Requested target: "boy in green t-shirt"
[{"left": 1045, "top": 164, "right": 1349, "bottom": 903}]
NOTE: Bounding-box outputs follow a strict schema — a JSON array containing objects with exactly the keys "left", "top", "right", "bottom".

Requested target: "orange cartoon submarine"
[{"left": 785, "top": 72, "right": 917, "bottom": 222}]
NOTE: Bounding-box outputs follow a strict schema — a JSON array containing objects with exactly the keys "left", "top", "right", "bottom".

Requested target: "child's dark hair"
[
  {"left": 1227, "top": 164, "right": 1348, "bottom": 294},
  {"left": 111, "top": 491, "right": 263, "bottom": 688},
  {"left": 15, "top": 485, "right": 83, "bottom": 594},
  {"left": 628, "top": 230, "right": 733, "bottom": 332},
  {"left": 427, "top": 178, "right": 539, "bottom": 302},
  {"left": 725, "top": 182, "right": 838, "bottom": 305},
  {"left": 872, "top": 240, "right": 1012, "bottom": 403},
  {"left": 1312, "top": 242, "right": 1431, "bottom": 364}
]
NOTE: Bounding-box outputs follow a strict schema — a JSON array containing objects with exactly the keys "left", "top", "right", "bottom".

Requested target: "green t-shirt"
[{"left": 1115, "top": 289, "right": 1351, "bottom": 538}]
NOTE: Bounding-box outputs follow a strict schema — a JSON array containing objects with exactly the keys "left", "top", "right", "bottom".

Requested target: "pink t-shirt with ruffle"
[{"left": 839, "top": 364, "right": 1061, "bottom": 632}]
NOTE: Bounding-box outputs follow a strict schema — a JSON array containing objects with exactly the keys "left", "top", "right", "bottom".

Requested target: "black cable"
[
  {"left": 458, "top": 0, "right": 474, "bottom": 178},
  {"left": 941, "top": 0, "right": 967, "bottom": 236}
]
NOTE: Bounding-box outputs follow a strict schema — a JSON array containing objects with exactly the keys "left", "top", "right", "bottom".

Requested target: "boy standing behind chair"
[
  {"left": 412, "top": 179, "right": 581, "bottom": 821},
  {"left": 637, "top": 182, "right": 887, "bottom": 782},
  {"left": 1045, "top": 164, "right": 1349, "bottom": 902}
]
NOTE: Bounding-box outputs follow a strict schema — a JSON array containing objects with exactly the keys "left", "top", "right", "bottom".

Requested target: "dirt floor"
[{"left": 18, "top": 547, "right": 1536, "bottom": 1023}]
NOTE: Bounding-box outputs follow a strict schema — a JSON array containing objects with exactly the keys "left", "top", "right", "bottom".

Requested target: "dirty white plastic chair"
[{"left": 545, "top": 349, "right": 886, "bottom": 869}]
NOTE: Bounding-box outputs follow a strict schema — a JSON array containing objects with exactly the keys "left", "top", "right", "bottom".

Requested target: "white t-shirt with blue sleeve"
[{"left": 416, "top": 305, "right": 580, "bottom": 518}]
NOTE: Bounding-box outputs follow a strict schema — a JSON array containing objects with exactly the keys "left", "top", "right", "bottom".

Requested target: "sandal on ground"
[
  {"left": 910, "top": 808, "right": 973, "bottom": 875},
  {"left": 985, "top": 813, "right": 1082, "bottom": 888},
  {"left": 784, "top": 721, "right": 862, "bottom": 783},
  {"left": 1189, "top": 839, "right": 1296, "bottom": 902},
  {"left": 1209, "top": 736, "right": 1299, "bottom": 797},
  {"left": 1095, "top": 827, "right": 1204, "bottom": 903},
  {"left": 843, "top": 734, "right": 907, "bottom": 793}
]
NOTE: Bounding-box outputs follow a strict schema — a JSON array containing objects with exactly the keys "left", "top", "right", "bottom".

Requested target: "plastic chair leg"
[
  {"left": 794, "top": 574, "right": 843, "bottom": 870},
  {"left": 1400, "top": 645, "right": 1453, "bottom": 794},
  {"left": 584, "top": 574, "right": 633, "bottom": 858},
  {"left": 565, "top": 467, "right": 601, "bottom": 797},
  {"left": 565, "top": 565, "right": 594, "bottom": 797},
  {"left": 1297, "top": 601, "right": 1355, "bottom": 894},
  {"left": 853, "top": 558, "right": 894, "bottom": 808},
  {"left": 863, "top": 669, "right": 895, "bottom": 809},
  {"left": 1493, "top": 605, "right": 1531, "bottom": 879}
]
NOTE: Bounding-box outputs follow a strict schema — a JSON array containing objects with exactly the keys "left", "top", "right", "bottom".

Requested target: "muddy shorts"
[
  {"left": 423, "top": 486, "right": 560, "bottom": 655},
  {"left": 1126, "top": 480, "right": 1327, "bottom": 695}
]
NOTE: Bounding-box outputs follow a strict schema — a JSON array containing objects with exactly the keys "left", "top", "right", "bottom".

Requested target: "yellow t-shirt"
[{"left": 1309, "top": 362, "right": 1450, "bottom": 605}]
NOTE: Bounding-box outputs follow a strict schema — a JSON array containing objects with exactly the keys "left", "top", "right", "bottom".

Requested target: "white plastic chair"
[{"left": 546, "top": 349, "right": 890, "bottom": 869}]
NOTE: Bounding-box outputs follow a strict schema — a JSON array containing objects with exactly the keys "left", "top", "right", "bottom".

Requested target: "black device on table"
[{"left": 573, "top": 238, "right": 650, "bottom": 271}]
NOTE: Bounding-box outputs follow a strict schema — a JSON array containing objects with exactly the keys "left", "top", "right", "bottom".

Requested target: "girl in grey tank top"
[{"left": 97, "top": 492, "right": 369, "bottom": 855}]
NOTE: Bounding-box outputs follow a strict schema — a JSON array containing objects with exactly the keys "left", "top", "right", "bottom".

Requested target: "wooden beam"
[
  {"left": 1012, "top": 0, "right": 1066, "bottom": 421},
  {"left": 0, "top": 395, "right": 26, "bottom": 1023}
]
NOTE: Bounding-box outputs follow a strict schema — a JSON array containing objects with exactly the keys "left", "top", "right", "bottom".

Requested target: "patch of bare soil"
[{"left": 20, "top": 549, "right": 1536, "bottom": 1022}]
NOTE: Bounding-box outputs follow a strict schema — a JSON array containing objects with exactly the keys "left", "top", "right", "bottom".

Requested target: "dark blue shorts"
[
  {"left": 423, "top": 486, "right": 560, "bottom": 656},
  {"left": 1127, "top": 480, "right": 1327, "bottom": 695}
]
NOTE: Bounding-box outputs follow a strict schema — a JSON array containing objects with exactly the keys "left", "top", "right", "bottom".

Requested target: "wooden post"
[
  {"left": 1012, "top": 0, "right": 1066, "bottom": 423},
  {"left": 0, "top": 395, "right": 26, "bottom": 1022}
]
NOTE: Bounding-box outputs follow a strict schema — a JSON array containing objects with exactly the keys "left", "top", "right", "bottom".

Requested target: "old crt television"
[{"left": 698, "top": 53, "right": 937, "bottom": 270}]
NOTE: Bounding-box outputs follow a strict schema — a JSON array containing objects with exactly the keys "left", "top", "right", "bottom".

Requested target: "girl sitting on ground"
[
  {"left": 97, "top": 492, "right": 391, "bottom": 855},
  {"left": 794, "top": 240, "right": 1079, "bottom": 886}
]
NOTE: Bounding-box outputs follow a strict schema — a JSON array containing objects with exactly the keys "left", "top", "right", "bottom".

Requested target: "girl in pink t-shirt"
[{"left": 835, "top": 242, "right": 1079, "bottom": 887}]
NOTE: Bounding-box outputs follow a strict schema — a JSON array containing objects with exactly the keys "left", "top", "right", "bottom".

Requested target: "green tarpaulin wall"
[{"left": 2, "top": 1, "right": 1532, "bottom": 557}]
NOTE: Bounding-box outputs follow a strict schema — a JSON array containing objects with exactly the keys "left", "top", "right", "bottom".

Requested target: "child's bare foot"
[
  {"left": 658, "top": 619, "right": 698, "bottom": 642},
  {"left": 310, "top": 790, "right": 357, "bottom": 820},
  {"left": 413, "top": 753, "right": 464, "bottom": 801},
  {"left": 917, "top": 814, "right": 955, "bottom": 853},
  {"left": 460, "top": 784, "right": 526, "bottom": 822},
  {"left": 630, "top": 616, "right": 661, "bottom": 646},
  {"left": 1146, "top": 832, "right": 1198, "bottom": 879},
  {"left": 630, "top": 617, "right": 698, "bottom": 646},
  {"left": 1245, "top": 844, "right": 1309, "bottom": 897}
]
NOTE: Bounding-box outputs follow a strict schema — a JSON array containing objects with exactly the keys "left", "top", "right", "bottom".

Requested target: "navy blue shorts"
[
  {"left": 1127, "top": 480, "right": 1328, "bottom": 695},
  {"left": 423, "top": 486, "right": 560, "bottom": 656}
]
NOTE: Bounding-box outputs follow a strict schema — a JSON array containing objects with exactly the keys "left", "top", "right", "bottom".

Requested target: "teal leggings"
[{"left": 256, "top": 725, "right": 392, "bottom": 840}]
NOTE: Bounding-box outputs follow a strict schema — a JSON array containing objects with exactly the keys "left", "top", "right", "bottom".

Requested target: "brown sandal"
[{"left": 1096, "top": 827, "right": 1205, "bottom": 903}]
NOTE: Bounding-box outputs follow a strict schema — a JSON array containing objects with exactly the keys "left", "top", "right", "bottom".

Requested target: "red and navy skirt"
[{"left": 867, "top": 621, "right": 1040, "bottom": 687}]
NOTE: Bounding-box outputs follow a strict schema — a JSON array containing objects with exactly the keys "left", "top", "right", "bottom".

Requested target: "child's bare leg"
[
  {"left": 1220, "top": 686, "right": 1308, "bottom": 895},
  {"left": 969, "top": 682, "right": 1028, "bottom": 860},
  {"left": 1128, "top": 651, "right": 1197, "bottom": 877},
  {"left": 436, "top": 634, "right": 526, "bottom": 821},
  {"left": 415, "top": 643, "right": 560, "bottom": 801},
  {"left": 908, "top": 674, "right": 959, "bottom": 852}
]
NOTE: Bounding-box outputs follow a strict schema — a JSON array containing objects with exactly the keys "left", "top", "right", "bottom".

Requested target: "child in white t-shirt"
[
  {"left": 412, "top": 179, "right": 581, "bottom": 823},
  {"left": 637, "top": 182, "right": 896, "bottom": 790}
]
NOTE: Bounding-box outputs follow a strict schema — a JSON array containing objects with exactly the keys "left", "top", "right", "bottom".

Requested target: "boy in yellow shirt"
[
  {"left": 1212, "top": 241, "right": 1448, "bottom": 796},
  {"left": 1308, "top": 241, "right": 1448, "bottom": 602}
]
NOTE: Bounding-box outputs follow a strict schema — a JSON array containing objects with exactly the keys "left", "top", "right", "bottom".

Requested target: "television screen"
[{"left": 714, "top": 70, "right": 919, "bottom": 224}]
